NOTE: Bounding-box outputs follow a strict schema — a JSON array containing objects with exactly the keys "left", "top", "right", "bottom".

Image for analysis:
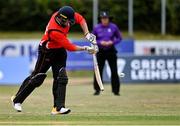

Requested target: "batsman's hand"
[
  {"left": 84, "top": 46, "right": 98, "bottom": 54},
  {"left": 85, "top": 33, "right": 97, "bottom": 45}
]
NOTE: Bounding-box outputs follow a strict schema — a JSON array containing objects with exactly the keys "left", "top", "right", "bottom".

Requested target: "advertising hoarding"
[{"left": 103, "top": 55, "right": 180, "bottom": 83}]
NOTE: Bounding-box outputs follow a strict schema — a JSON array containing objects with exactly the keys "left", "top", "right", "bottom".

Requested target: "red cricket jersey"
[{"left": 40, "top": 11, "right": 86, "bottom": 51}]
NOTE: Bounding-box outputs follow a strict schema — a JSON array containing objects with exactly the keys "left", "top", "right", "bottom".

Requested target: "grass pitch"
[{"left": 0, "top": 78, "right": 180, "bottom": 125}]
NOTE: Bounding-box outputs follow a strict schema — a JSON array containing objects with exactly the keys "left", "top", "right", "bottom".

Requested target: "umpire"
[
  {"left": 92, "top": 11, "right": 122, "bottom": 96},
  {"left": 11, "top": 6, "right": 97, "bottom": 115}
]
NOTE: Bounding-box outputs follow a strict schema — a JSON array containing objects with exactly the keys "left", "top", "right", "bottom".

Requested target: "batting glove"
[
  {"left": 84, "top": 46, "right": 98, "bottom": 54},
  {"left": 85, "top": 33, "right": 97, "bottom": 45}
]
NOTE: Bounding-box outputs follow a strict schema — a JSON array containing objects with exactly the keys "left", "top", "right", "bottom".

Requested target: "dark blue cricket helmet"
[{"left": 58, "top": 6, "right": 75, "bottom": 24}]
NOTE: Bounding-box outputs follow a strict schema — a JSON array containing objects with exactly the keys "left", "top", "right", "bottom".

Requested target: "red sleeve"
[
  {"left": 49, "top": 31, "right": 77, "bottom": 51},
  {"left": 74, "top": 12, "right": 86, "bottom": 25}
]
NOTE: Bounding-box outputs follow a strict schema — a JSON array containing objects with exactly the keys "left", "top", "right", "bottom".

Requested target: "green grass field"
[{"left": 0, "top": 77, "right": 180, "bottom": 125}]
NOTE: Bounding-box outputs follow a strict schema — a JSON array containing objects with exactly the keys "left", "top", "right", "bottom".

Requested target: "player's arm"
[
  {"left": 49, "top": 31, "right": 96, "bottom": 53},
  {"left": 74, "top": 12, "right": 89, "bottom": 35},
  {"left": 113, "top": 25, "right": 122, "bottom": 45},
  {"left": 74, "top": 12, "right": 96, "bottom": 45}
]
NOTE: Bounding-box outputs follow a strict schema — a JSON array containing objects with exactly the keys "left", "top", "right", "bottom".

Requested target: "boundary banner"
[
  {"left": 0, "top": 56, "right": 29, "bottom": 84},
  {"left": 103, "top": 55, "right": 180, "bottom": 83},
  {"left": 0, "top": 39, "right": 134, "bottom": 71},
  {"left": 135, "top": 40, "right": 180, "bottom": 55}
]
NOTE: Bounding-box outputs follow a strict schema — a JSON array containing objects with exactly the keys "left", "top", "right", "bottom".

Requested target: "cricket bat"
[{"left": 92, "top": 44, "right": 104, "bottom": 91}]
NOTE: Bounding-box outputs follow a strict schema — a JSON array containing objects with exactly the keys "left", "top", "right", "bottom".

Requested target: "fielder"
[{"left": 11, "top": 6, "right": 97, "bottom": 115}]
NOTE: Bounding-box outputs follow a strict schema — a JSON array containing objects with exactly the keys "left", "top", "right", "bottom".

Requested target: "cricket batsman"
[{"left": 11, "top": 6, "right": 97, "bottom": 115}]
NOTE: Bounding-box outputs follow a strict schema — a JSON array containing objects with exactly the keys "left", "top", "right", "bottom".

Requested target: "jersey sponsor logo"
[{"left": 108, "top": 28, "right": 112, "bottom": 33}]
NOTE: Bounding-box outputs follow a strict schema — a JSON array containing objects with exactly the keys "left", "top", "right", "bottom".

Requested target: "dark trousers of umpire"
[
  {"left": 93, "top": 47, "right": 120, "bottom": 94},
  {"left": 13, "top": 45, "right": 67, "bottom": 109}
]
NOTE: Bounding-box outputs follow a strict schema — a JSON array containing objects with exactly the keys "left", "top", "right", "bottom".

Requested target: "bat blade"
[{"left": 93, "top": 54, "right": 104, "bottom": 91}]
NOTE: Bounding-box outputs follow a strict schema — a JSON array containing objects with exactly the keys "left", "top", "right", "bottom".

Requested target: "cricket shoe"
[
  {"left": 51, "top": 107, "right": 71, "bottom": 115},
  {"left": 11, "top": 96, "right": 22, "bottom": 112},
  {"left": 93, "top": 91, "right": 100, "bottom": 95}
]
